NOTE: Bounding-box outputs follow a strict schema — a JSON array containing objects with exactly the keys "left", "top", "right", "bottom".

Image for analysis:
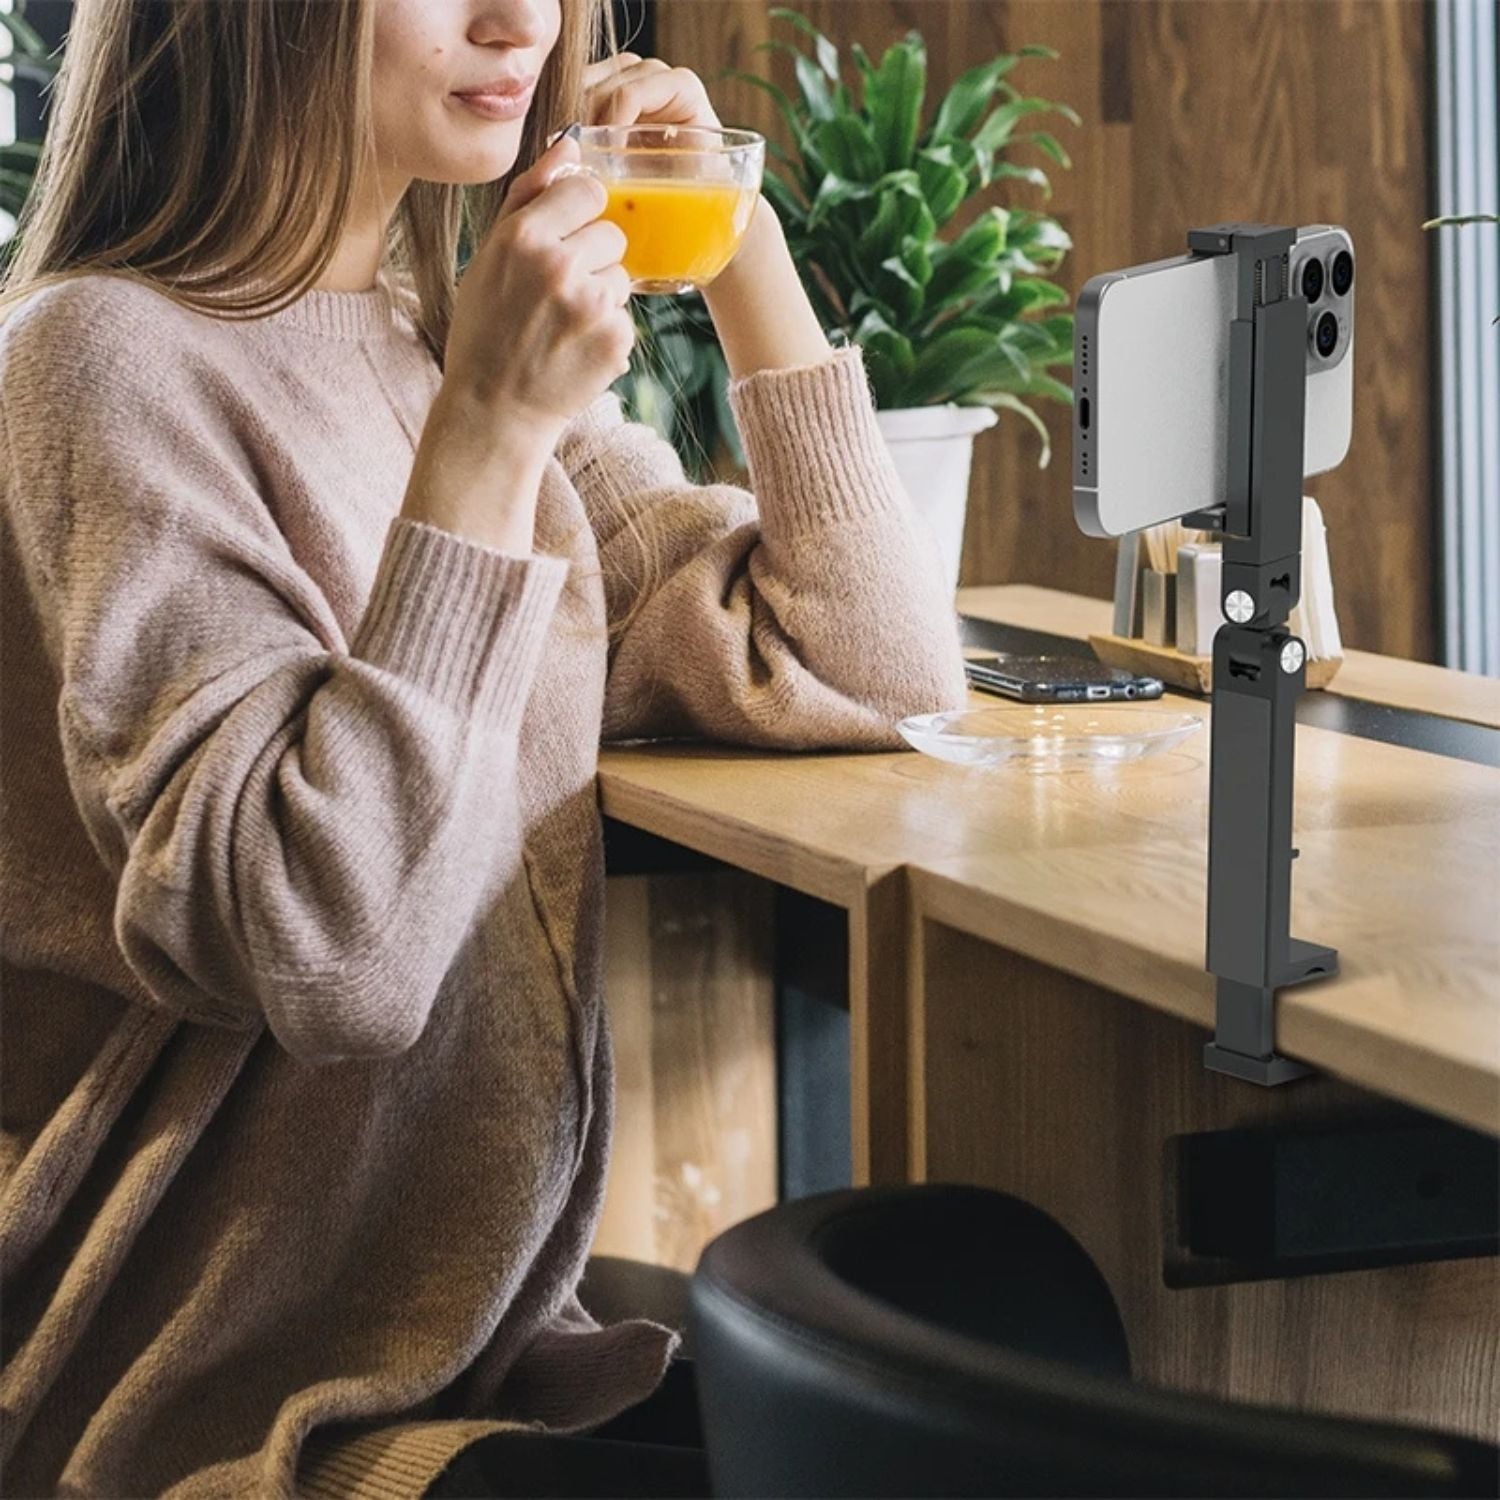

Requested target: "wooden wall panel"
[{"left": 655, "top": 0, "right": 1435, "bottom": 661}]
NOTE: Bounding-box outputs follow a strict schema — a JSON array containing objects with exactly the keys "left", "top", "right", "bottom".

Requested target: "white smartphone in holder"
[{"left": 1073, "top": 225, "right": 1354, "bottom": 538}]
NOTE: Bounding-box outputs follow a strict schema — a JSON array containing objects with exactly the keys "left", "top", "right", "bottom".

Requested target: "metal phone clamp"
[{"left": 1180, "top": 223, "right": 1340, "bottom": 1085}]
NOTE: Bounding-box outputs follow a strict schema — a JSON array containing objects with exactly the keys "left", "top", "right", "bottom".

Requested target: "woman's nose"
[{"left": 470, "top": 0, "right": 549, "bottom": 51}]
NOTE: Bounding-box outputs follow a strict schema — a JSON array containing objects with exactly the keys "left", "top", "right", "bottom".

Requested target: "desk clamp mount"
[{"left": 1180, "top": 224, "right": 1339, "bottom": 1086}]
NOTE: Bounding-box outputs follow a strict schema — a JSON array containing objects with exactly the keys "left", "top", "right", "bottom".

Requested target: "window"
[{"left": 1433, "top": 0, "right": 1500, "bottom": 675}]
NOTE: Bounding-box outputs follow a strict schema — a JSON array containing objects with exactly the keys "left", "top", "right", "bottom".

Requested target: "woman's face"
[{"left": 370, "top": 0, "right": 563, "bottom": 188}]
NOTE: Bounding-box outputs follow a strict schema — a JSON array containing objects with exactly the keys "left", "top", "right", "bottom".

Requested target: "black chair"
[
  {"left": 578, "top": 1252, "right": 696, "bottom": 1358},
  {"left": 688, "top": 1183, "right": 1500, "bottom": 1498}
]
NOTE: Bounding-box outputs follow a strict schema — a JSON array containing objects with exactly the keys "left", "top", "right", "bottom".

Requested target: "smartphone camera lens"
[
  {"left": 1330, "top": 249, "right": 1354, "bottom": 296},
  {"left": 1300, "top": 257, "right": 1324, "bottom": 303},
  {"left": 1314, "top": 310, "right": 1339, "bottom": 358}
]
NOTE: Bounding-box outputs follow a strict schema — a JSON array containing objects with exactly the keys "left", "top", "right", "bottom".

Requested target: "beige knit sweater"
[{"left": 0, "top": 269, "right": 967, "bottom": 1498}]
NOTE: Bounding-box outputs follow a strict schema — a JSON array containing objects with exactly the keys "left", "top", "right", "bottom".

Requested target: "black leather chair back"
[{"left": 688, "top": 1184, "right": 1499, "bottom": 1498}]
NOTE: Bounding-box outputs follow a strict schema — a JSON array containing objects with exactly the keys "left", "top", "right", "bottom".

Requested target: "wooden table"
[{"left": 597, "top": 585, "right": 1500, "bottom": 1439}]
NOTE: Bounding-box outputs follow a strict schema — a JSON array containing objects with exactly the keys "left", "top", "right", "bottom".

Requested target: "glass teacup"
[{"left": 556, "top": 124, "right": 765, "bottom": 296}]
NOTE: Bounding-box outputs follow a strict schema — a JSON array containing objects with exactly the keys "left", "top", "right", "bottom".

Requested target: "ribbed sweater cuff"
[
  {"left": 727, "top": 343, "right": 906, "bottom": 539},
  {"left": 296, "top": 1417, "right": 533, "bottom": 1500},
  {"left": 350, "top": 517, "right": 569, "bottom": 730}
]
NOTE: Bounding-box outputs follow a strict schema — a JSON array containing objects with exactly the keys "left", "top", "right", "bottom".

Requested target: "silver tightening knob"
[
  {"left": 1280, "top": 638, "right": 1307, "bottom": 675},
  {"left": 1224, "top": 589, "right": 1255, "bottom": 624}
]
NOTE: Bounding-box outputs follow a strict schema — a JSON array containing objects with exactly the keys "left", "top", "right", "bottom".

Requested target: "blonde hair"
[{"left": 0, "top": 0, "right": 674, "bottom": 651}]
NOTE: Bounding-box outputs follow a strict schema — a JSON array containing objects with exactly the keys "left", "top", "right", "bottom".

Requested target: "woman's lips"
[{"left": 452, "top": 79, "right": 537, "bottom": 121}]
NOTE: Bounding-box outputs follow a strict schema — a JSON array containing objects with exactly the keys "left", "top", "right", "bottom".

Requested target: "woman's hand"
[
  {"left": 579, "top": 52, "right": 830, "bottom": 380},
  {"left": 581, "top": 52, "right": 723, "bottom": 130},
  {"left": 443, "top": 132, "right": 635, "bottom": 432},
  {"left": 402, "top": 134, "right": 634, "bottom": 556}
]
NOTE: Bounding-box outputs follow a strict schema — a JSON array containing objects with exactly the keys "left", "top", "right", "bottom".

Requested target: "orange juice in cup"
[
  {"left": 569, "top": 125, "right": 766, "bottom": 295},
  {"left": 599, "top": 179, "right": 758, "bottom": 289}
]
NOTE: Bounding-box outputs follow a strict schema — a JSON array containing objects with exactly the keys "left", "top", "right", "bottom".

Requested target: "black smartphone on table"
[{"left": 963, "top": 653, "right": 1165, "bottom": 704}]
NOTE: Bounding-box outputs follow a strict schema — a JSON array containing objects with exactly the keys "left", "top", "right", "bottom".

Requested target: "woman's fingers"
[
  {"left": 593, "top": 66, "right": 714, "bottom": 126},
  {"left": 594, "top": 263, "right": 633, "bottom": 309},
  {"left": 581, "top": 53, "right": 717, "bottom": 128},
  {"left": 564, "top": 217, "right": 630, "bottom": 276},
  {"left": 497, "top": 132, "right": 581, "bottom": 218},
  {"left": 582, "top": 52, "right": 644, "bottom": 88}
]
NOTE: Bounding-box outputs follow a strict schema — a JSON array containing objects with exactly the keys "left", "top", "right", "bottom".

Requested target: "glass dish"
[{"left": 897, "top": 703, "right": 1204, "bottom": 772}]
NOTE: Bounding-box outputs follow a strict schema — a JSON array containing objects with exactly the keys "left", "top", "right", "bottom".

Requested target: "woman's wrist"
[
  {"left": 702, "top": 197, "right": 834, "bottom": 379},
  {"left": 401, "top": 387, "right": 561, "bottom": 555}
]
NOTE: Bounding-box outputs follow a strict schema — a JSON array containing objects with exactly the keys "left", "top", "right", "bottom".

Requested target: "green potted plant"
[{"left": 722, "top": 8, "right": 1078, "bottom": 592}]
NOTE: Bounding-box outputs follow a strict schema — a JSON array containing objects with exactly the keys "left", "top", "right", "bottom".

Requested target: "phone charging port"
[
  {"left": 1086, "top": 685, "right": 1111, "bottom": 700},
  {"left": 1079, "top": 396, "right": 1091, "bottom": 431}
]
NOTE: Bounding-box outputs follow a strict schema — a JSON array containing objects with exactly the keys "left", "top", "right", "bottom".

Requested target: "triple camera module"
[{"left": 1293, "top": 231, "right": 1354, "bottom": 373}]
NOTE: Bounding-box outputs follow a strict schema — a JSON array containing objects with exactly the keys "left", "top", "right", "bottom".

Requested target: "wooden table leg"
[{"left": 851, "top": 870, "right": 913, "bottom": 1187}]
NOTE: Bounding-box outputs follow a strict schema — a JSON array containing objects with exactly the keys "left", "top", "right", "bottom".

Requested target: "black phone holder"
[{"left": 1179, "top": 224, "right": 1339, "bottom": 1085}]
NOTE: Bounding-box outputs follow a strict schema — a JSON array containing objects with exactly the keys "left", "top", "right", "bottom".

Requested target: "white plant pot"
[{"left": 875, "top": 404, "right": 999, "bottom": 599}]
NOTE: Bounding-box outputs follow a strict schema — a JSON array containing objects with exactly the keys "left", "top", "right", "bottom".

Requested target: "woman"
[{"left": 0, "top": 1, "right": 966, "bottom": 1495}]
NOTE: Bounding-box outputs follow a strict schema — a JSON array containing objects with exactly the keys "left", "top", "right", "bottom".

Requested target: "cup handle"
[{"left": 547, "top": 160, "right": 602, "bottom": 188}]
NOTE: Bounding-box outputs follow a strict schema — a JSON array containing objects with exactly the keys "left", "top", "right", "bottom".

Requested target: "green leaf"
[
  {"left": 1013, "top": 277, "right": 1071, "bottom": 311},
  {"left": 854, "top": 307, "right": 916, "bottom": 371},
  {"left": 853, "top": 307, "right": 917, "bottom": 407},
  {"left": 970, "top": 392, "right": 1053, "bottom": 466},
  {"left": 915, "top": 145, "right": 969, "bottom": 226},
  {"left": 875, "top": 254, "right": 926, "bottom": 324},
  {"left": 925, "top": 252, "right": 1002, "bottom": 315},
  {"left": 0, "top": 8, "right": 50, "bottom": 59},
  {"left": 857, "top": 178, "right": 935, "bottom": 266},
  {"left": 921, "top": 209, "right": 1010, "bottom": 311},
  {"left": 1422, "top": 213, "right": 1500, "bottom": 228},
  {"left": 722, "top": 69, "right": 814, "bottom": 167},
  {"left": 900, "top": 235, "right": 934, "bottom": 289},
  {"left": 970, "top": 277, "right": 1067, "bottom": 325},
  {"left": 810, "top": 117, "right": 883, "bottom": 182},
  {"left": 807, "top": 165, "right": 921, "bottom": 228},
  {"left": 795, "top": 52, "right": 839, "bottom": 121},
  {"left": 849, "top": 287, "right": 900, "bottom": 326},
  {"left": 929, "top": 54, "right": 1019, "bottom": 144},
  {"left": 1020, "top": 372, "right": 1076, "bottom": 405},
  {"left": 1018, "top": 130, "right": 1072, "bottom": 169},
  {"left": 1037, "top": 311, "right": 1076, "bottom": 346},
  {"left": 991, "top": 161, "right": 1053, "bottom": 198},
  {"left": 866, "top": 33, "right": 927, "bottom": 171},
  {"left": 953, "top": 334, "right": 1034, "bottom": 390},
  {"left": 760, "top": 165, "right": 808, "bottom": 227},
  {"left": 947, "top": 206, "right": 1009, "bottom": 263},
  {"left": 805, "top": 173, "right": 868, "bottom": 230},
  {"left": 973, "top": 96, "right": 1080, "bottom": 155},
  {"left": 902, "top": 327, "right": 1000, "bottom": 405},
  {"left": 764, "top": 138, "right": 801, "bottom": 172},
  {"left": 1006, "top": 213, "right": 1073, "bottom": 257},
  {"left": 0, "top": 168, "right": 37, "bottom": 215},
  {"left": 769, "top": 7, "right": 842, "bottom": 85},
  {"left": 850, "top": 41, "right": 877, "bottom": 91}
]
